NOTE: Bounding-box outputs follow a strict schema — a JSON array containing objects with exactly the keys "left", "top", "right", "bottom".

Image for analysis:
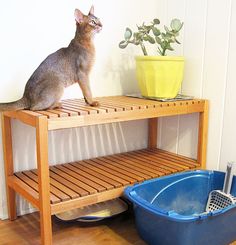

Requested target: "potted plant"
[{"left": 119, "top": 18, "right": 184, "bottom": 98}]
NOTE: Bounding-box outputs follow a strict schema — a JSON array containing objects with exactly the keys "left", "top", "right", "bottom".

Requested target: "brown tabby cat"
[{"left": 0, "top": 6, "right": 102, "bottom": 111}]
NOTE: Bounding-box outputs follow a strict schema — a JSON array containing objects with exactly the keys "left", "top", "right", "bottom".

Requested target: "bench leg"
[
  {"left": 1, "top": 114, "right": 17, "bottom": 220},
  {"left": 148, "top": 118, "right": 158, "bottom": 149},
  {"left": 36, "top": 116, "right": 52, "bottom": 245},
  {"left": 197, "top": 101, "right": 209, "bottom": 169}
]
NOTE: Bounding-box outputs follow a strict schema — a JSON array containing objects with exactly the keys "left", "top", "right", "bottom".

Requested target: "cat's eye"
[{"left": 90, "top": 20, "right": 96, "bottom": 25}]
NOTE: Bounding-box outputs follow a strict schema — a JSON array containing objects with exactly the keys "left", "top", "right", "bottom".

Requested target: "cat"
[{"left": 0, "top": 6, "right": 102, "bottom": 111}]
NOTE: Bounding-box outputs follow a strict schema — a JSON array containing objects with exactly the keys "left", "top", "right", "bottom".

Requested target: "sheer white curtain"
[{"left": 0, "top": 119, "right": 147, "bottom": 219}]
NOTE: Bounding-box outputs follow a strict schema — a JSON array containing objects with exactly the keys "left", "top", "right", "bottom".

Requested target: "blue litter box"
[{"left": 125, "top": 170, "right": 236, "bottom": 245}]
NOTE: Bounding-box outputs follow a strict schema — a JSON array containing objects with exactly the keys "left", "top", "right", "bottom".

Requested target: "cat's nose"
[{"left": 97, "top": 24, "right": 102, "bottom": 32}]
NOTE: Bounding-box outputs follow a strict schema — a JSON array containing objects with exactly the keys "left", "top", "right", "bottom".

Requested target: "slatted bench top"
[{"left": 4, "top": 96, "right": 207, "bottom": 130}]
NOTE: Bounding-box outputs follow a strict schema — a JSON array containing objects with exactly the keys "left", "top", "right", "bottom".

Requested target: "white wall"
[
  {"left": 158, "top": 0, "right": 235, "bottom": 173},
  {"left": 1, "top": 0, "right": 236, "bottom": 219},
  {"left": 0, "top": 0, "right": 158, "bottom": 219}
]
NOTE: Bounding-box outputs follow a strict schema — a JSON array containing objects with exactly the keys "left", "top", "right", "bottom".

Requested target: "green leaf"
[
  {"left": 153, "top": 18, "right": 160, "bottom": 24},
  {"left": 152, "top": 27, "right": 160, "bottom": 36},
  {"left": 144, "top": 25, "right": 152, "bottom": 29},
  {"left": 165, "top": 32, "right": 172, "bottom": 39},
  {"left": 164, "top": 25, "right": 170, "bottom": 33},
  {"left": 147, "top": 35, "right": 155, "bottom": 44},
  {"left": 170, "top": 19, "right": 184, "bottom": 32},
  {"left": 155, "top": 36, "right": 162, "bottom": 44},
  {"left": 160, "top": 41, "right": 166, "bottom": 49},
  {"left": 119, "top": 41, "right": 128, "bottom": 49},
  {"left": 161, "top": 33, "right": 169, "bottom": 40},
  {"left": 166, "top": 43, "right": 174, "bottom": 51},
  {"left": 143, "top": 36, "right": 149, "bottom": 41},
  {"left": 124, "top": 28, "right": 132, "bottom": 40}
]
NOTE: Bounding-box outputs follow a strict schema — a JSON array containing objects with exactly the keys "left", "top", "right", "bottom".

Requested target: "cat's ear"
[
  {"left": 89, "top": 5, "right": 94, "bottom": 15},
  {"left": 74, "top": 9, "right": 84, "bottom": 23}
]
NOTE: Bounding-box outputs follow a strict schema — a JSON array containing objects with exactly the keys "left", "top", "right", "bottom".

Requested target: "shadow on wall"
[
  {"left": 102, "top": 51, "right": 140, "bottom": 95},
  {"left": 177, "top": 114, "right": 199, "bottom": 159},
  {"left": 8, "top": 119, "right": 147, "bottom": 172},
  {"left": 0, "top": 118, "right": 148, "bottom": 218}
]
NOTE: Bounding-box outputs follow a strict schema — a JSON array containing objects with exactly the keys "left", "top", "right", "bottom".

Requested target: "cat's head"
[{"left": 74, "top": 6, "right": 102, "bottom": 35}]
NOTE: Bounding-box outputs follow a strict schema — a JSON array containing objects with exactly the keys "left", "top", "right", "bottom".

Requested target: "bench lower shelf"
[{"left": 9, "top": 148, "right": 200, "bottom": 215}]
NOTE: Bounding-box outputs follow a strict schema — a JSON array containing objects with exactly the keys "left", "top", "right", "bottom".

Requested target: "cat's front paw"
[{"left": 90, "top": 101, "right": 100, "bottom": 107}]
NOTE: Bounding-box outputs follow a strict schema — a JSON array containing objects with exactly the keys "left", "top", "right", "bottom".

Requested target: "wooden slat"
[
  {"left": 61, "top": 101, "right": 97, "bottom": 115},
  {"left": 98, "top": 156, "right": 149, "bottom": 181},
  {"left": 51, "top": 165, "right": 98, "bottom": 194},
  {"left": 116, "top": 96, "right": 157, "bottom": 108},
  {"left": 36, "top": 111, "right": 58, "bottom": 118},
  {"left": 87, "top": 158, "right": 133, "bottom": 185},
  {"left": 100, "top": 155, "right": 154, "bottom": 179},
  {"left": 4, "top": 97, "right": 207, "bottom": 131},
  {"left": 72, "top": 160, "right": 122, "bottom": 188},
  {"left": 61, "top": 104, "right": 88, "bottom": 115},
  {"left": 13, "top": 148, "right": 198, "bottom": 213},
  {"left": 48, "top": 172, "right": 81, "bottom": 199},
  {"left": 150, "top": 150, "right": 197, "bottom": 168},
  {"left": 32, "top": 170, "right": 71, "bottom": 202},
  {"left": 70, "top": 98, "right": 119, "bottom": 112},
  {"left": 82, "top": 160, "right": 129, "bottom": 187},
  {"left": 23, "top": 170, "right": 70, "bottom": 202},
  {"left": 94, "top": 99, "right": 124, "bottom": 112},
  {"left": 53, "top": 108, "right": 78, "bottom": 116},
  {"left": 47, "top": 109, "right": 69, "bottom": 117},
  {"left": 48, "top": 100, "right": 206, "bottom": 130},
  {"left": 131, "top": 150, "right": 189, "bottom": 171},
  {"left": 121, "top": 151, "right": 177, "bottom": 174},
  {"left": 15, "top": 172, "right": 60, "bottom": 204},
  {"left": 62, "top": 163, "right": 115, "bottom": 191},
  {"left": 98, "top": 102, "right": 125, "bottom": 112},
  {"left": 107, "top": 96, "right": 158, "bottom": 108},
  {"left": 97, "top": 98, "right": 133, "bottom": 110},
  {"left": 8, "top": 176, "right": 39, "bottom": 209},
  {"left": 65, "top": 100, "right": 108, "bottom": 114},
  {"left": 112, "top": 96, "right": 149, "bottom": 109},
  {"left": 107, "top": 154, "right": 167, "bottom": 176},
  {"left": 150, "top": 149, "right": 199, "bottom": 167}
]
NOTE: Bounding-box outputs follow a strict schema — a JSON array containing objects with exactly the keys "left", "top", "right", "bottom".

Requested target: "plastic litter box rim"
[{"left": 125, "top": 170, "right": 236, "bottom": 222}]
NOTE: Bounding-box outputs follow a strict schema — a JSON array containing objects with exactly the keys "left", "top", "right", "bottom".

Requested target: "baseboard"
[{"left": 0, "top": 205, "right": 36, "bottom": 220}]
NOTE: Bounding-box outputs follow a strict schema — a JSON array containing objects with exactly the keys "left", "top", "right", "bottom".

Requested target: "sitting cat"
[{"left": 0, "top": 6, "right": 102, "bottom": 111}]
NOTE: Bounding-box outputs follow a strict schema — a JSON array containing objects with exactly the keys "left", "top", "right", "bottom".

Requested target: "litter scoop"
[{"left": 206, "top": 162, "right": 236, "bottom": 212}]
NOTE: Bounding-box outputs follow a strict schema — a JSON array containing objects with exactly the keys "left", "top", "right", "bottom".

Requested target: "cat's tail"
[{"left": 0, "top": 97, "right": 29, "bottom": 111}]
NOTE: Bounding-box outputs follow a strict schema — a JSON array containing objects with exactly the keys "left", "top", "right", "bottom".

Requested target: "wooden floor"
[
  {"left": 0, "top": 211, "right": 146, "bottom": 245},
  {"left": 1, "top": 211, "right": 236, "bottom": 245}
]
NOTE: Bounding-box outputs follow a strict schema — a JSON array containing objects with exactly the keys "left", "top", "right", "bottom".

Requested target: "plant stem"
[
  {"left": 140, "top": 42, "right": 148, "bottom": 56},
  {"left": 157, "top": 47, "right": 166, "bottom": 56}
]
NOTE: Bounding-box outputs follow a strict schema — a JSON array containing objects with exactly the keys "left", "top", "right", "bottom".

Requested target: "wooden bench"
[{"left": 1, "top": 96, "right": 208, "bottom": 244}]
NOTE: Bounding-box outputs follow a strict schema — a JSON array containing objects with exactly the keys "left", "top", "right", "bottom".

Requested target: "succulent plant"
[{"left": 119, "top": 18, "right": 183, "bottom": 56}]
